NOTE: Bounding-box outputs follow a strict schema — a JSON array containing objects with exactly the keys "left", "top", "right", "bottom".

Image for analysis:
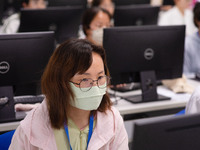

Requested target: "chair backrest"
[
  {"left": 0, "top": 130, "right": 15, "bottom": 150},
  {"left": 175, "top": 109, "right": 185, "bottom": 115}
]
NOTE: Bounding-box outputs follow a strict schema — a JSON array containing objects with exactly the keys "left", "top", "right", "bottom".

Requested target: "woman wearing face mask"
[
  {"left": 81, "top": 7, "right": 111, "bottom": 46},
  {"left": 9, "top": 39, "right": 129, "bottom": 150}
]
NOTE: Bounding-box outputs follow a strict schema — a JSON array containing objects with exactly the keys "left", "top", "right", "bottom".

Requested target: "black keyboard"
[
  {"left": 14, "top": 95, "right": 45, "bottom": 104},
  {"left": 111, "top": 83, "right": 141, "bottom": 92}
]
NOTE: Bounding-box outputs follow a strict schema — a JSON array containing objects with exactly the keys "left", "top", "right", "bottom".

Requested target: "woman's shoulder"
[
  {"left": 97, "top": 106, "right": 123, "bottom": 124},
  {"left": 20, "top": 99, "right": 50, "bottom": 132}
]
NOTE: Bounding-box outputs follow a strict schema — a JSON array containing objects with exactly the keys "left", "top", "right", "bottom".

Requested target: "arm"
[
  {"left": 183, "top": 36, "right": 193, "bottom": 75},
  {"left": 9, "top": 125, "right": 37, "bottom": 150},
  {"left": 110, "top": 108, "right": 129, "bottom": 150}
]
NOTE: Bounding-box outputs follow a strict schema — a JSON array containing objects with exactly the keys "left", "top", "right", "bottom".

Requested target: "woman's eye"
[
  {"left": 82, "top": 78, "right": 89, "bottom": 82},
  {"left": 98, "top": 76, "right": 104, "bottom": 80}
]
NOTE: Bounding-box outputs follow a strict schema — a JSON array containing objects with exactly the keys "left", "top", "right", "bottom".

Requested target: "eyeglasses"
[{"left": 70, "top": 75, "right": 110, "bottom": 92}]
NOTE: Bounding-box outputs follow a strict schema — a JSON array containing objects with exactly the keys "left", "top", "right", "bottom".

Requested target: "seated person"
[
  {"left": 91, "top": 0, "right": 115, "bottom": 17},
  {"left": 185, "top": 86, "right": 200, "bottom": 114},
  {"left": 81, "top": 7, "right": 112, "bottom": 46},
  {"left": 0, "top": 0, "right": 47, "bottom": 34},
  {"left": 9, "top": 39, "right": 129, "bottom": 150},
  {"left": 183, "top": 2, "right": 200, "bottom": 76},
  {"left": 158, "top": 0, "right": 197, "bottom": 36}
]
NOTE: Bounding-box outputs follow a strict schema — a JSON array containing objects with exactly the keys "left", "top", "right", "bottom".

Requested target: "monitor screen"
[
  {"left": 0, "top": 0, "right": 4, "bottom": 24},
  {"left": 114, "top": 5, "right": 160, "bottom": 26},
  {"left": 103, "top": 25, "right": 185, "bottom": 103},
  {"left": 0, "top": 31, "right": 55, "bottom": 122},
  {"left": 19, "top": 6, "right": 84, "bottom": 43},
  {"left": 132, "top": 113, "right": 200, "bottom": 150},
  {"left": 163, "top": 0, "right": 175, "bottom": 6},
  {"left": 114, "top": 0, "right": 150, "bottom": 5},
  {"left": 48, "top": 0, "right": 87, "bottom": 7}
]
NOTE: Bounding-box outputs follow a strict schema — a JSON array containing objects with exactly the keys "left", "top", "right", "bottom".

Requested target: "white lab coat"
[
  {"left": 158, "top": 6, "right": 197, "bottom": 36},
  {"left": 0, "top": 13, "right": 20, "bottom": 34}
]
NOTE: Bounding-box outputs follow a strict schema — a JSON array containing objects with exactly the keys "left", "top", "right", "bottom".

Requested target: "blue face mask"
[{"left": 69, "top": 82, "right": 106, "bottom": 110}]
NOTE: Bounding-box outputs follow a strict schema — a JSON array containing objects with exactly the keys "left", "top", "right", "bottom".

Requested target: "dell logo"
[
  {"left": 144, "top": 48, "right": 154, "bottom": 60},
  {"left": 0, "top": 61, "right": 10, "bottom": 74}
]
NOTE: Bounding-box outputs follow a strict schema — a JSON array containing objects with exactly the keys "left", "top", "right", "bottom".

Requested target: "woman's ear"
[
  {"left": 86, "top": 28, "right": 92, "bottom": 37},
  {"left": 197, "top": 21, "right": 200, "bottom": 28}
]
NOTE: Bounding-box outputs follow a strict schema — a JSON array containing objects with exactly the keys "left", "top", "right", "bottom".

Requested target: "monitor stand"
[
  {"left": 123, "top": 70, "right": 170, "bottom": 103},
  {"left": 0, "top": 86, "right": 16, "bottom": 123}
]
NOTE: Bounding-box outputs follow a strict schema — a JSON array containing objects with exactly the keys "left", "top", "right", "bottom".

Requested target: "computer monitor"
[
  {"left": 103, "top": 25, "right": 185, "bottom": 103},
  {"left": 19, "top": 6, "right": 84, "bottom": 43},
  {"left": 131, "top": 113, "right": 200, "bottom": 150},
  {"left": 0, "top": 31, "right": 55, "bottom": 122},
  {"left": 114, "top": 0, "right": 150, "bottom": 5},
  {"left": 114, "top": 5, "right": 160, "bottom": 26},
  {"left": 0, "top": 0, "right": 4, "bottom": 24},
  {"left": 163, "top": 0, "right": 175, "bottom": 6},
  {"left": 48, "top": 0, "right": 87, "bottom": 7}
]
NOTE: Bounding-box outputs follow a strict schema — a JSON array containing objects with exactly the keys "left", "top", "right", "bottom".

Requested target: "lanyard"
[{"left": 64, "top": 115, "right": 94, "bottom": 150}]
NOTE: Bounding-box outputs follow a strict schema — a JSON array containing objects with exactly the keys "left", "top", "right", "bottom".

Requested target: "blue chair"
[
  {"left": 0, "top": 130, "right": 15, "bottom": 150},
  {"left": 175, "top": 109, "right": 185, "bottom": 116}
]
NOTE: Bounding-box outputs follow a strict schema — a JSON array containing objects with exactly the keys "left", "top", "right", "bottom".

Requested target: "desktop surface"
[{"left": 0, "top": 79, "right": 199, "bottom": 132}]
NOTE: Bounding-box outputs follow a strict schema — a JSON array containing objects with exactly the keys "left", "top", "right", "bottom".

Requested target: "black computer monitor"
[
  {"left": 19, "top": 6, "right": 84, "bottom": 43},
  {"left": 0, "top": 31, "right": 55, "bottom": 122},
  {"left": 131, "top": 113, "right": 200, "bottom": 150},
  {"left": 114, "top": 0, "right": 150, "bottom": 5},
  {"left": 103, "top": 25, "right": 185, "bottom": 103},
  {"left": 163, "top": 0, "right": 175, "bottom": 6},
  {"left": 48, "top": 0, "right": 87, "bottom": 7},
  {"left": 0, "top": 0, "right": 4, "bottom": 24},
  {"left": 114, "top": 5, "right": 160, "bottom": 26}
]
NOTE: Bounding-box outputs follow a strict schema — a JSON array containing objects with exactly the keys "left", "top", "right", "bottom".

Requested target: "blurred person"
[
  {"left": 0, "top": 0, "right": 47, "bottom": 34},
  {"left": 183, "top": 2, "right": 200, "bottom": 76},
  {"left": 81, "top": 7, "right": 111, "bottom": 46},
  {"left": 158, "top": 0, "right": 197, "bottom": 35},
  {"left": 91, "top": 0, "right": 115, "bottom": 17}
]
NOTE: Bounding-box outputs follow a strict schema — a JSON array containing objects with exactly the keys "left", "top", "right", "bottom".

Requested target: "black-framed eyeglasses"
[{"left": 70, "top": 75, "right": 111, "bottom": 92}]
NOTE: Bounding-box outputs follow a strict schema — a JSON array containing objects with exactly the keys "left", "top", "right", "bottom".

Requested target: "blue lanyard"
[{"left": 64, "top": 115, "right": 94, "bottom": 150}]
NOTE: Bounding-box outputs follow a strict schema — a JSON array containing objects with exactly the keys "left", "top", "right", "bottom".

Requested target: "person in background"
[
  {"left": 0, "top": 0, "right": 47, "bottom": 34},
  {"left": 151, "top": 0, "right": 175, "bottom": 11},
  {"left": 186, "top": 86, "right": 200, "bottom": 114},
  {"left": 91, "top": 0, "right": 115, "bottom": 17},
  {"left": 9, "top": 39, "right": 129, "bottom": 150},
  {"left": 158, "top": 0, "right": 197, "bottom": 36},
  {"left": 183, "top": 2, "right": 200, "bottom": 76},
  {"left": 81, "top": 7, "right": 111, "bottom": 46}
]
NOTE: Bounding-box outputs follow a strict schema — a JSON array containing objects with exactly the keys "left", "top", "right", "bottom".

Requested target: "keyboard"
[
  {"left": 14, "top": 95, "right": 45, "bottom": 104},
  {"left": 111, "top": 82, "right": 141, "bottom": 92}
]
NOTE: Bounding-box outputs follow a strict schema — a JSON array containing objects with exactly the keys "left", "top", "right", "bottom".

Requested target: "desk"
[
  {"left": 0, "top": 79, "right": 199, "bottom": 132},
  {"left": 110, "top": 79, "right": 199, "bottom": 120}
]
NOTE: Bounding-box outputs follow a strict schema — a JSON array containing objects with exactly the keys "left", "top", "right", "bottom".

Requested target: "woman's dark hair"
[
  {"left": 82, "top": 7, "right": 111, "bottom": 36},
  {"left": 92, "top": 0, "right": 113, "bottom": 7},
  {"left": 22, "top": 0, "right": 30, "bottom": 4},
  {"left": 193, "top": 2, "right": 200, "bottom": 28},
  {"left": 92, "top": 0, "right": 104, "bottom": 6},
  {"left": 41, "top": 39, "right": 112, "bottom": 129}
]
